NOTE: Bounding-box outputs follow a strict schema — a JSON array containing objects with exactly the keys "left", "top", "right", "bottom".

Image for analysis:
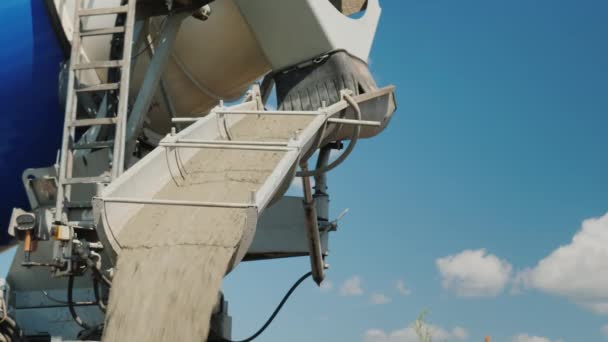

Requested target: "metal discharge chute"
[{"left": 0, "top": 0, "right": 396, "bottom": 341}]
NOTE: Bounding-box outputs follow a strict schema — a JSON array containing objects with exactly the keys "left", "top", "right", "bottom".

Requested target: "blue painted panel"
[{"left": 0, "top": 1, "right": 64, "bottom": 244}]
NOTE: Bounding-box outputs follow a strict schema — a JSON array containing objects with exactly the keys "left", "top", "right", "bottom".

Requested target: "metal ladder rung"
[
  {"left": 70, "top": 118, "right": 117, "bottom": 127},
  {"left": 72, "top": 140, "right": 115, "bottom": 150},
  {"left": 73, "top": 60, "right": 123, "bottom": 70},
  {"left": 78, "top": 6, "right": 128, "bottom": 17},
  {"left": 56, "top": 0, "right": 136, "bottom": 223},
  {"left": 61, "top": 176, "right": 111, "bottom": 185},
  {"left": 80, "top": 27, "right": 125, "bottom": 37},
  {"left": 76, "top": 83, "right": 120, "bottom": 93}
]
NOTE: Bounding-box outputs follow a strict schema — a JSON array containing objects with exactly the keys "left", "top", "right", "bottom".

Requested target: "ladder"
[{"left": 55, "top": 1, "right": 137, "bottom": 223}]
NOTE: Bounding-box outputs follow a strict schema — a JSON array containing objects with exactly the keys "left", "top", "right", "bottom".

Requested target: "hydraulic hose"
[
  {"left": 68, "top": 275, "right": 91, "bottom": 330},
  {"left": 93, "top": 277, "right": 107, "bottom": 313},
  {"left": 216, "top": 271, "right": 313, "bottom": 342}
]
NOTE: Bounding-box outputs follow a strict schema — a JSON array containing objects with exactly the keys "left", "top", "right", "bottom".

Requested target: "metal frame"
[
  {"left": 174, "top": 139, "right": 290, "bottom": 146},
  {"left": 125, "top": 12, "right": 190, "bottom": 162},
  {"left": 214, "top": 109, "right": 321, "bottom": 116},
  {"left": 327, "top": 117, "right": 381, "bottom": 126},
  {"left": 55, "top": 1, "right": 137, "bottom": 223},
  {"left": 300, "top": 164, "right": 325, "bottom": 284},
  {"left": 173, "top": 111, "right": 382, "bottom": 127},
  {"left": 159, "top": 142, "right": 296, "bottom": 152},
  {"left": 101, "top": 197, "right": 255, "bottom": 209}
]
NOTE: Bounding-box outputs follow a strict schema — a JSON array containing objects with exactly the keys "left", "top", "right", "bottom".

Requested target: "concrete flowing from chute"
[{"left": 102, "top": 115, "right": 312, "bottom": 341}]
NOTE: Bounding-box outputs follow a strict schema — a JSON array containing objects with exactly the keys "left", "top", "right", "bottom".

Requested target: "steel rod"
[
  {"left": 301, "top": 164, "right": 325, "bottom": 285},
  {"left": 172, "top": 117, "right": 207, "bottom": 123},
  {"left": 159, "top": 142, "right": 294, "bottom": 152},
  {"left": 172, "top": 110, "right": 322, "bottom": 122},
  {"left": 326, "top": 118, "right": 382, "bottom": 127},
  {"left": 215, "top": 109, "right": 322, "bottom": 116},
  {"left": 125, "top": 13, "right": 187, "bottom": 171},
  {"left": 100, "top": 197, "right": 255, "bottom": 209},
  {"left": 176, "top": 139, "right": 289, "bottom": 147},
  {"left": 112, "top": 0, "right": 137, "bottom": 178}
]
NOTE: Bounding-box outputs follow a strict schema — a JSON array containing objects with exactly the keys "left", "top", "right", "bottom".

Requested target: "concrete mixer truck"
[{"left": 0, "top": 1, "right": 396, "bottom": 340}]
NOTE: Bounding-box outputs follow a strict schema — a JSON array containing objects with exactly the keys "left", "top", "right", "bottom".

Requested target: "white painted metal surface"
[
  {"left": 51, "top": 0, "right": 384, "bottom": 136},
  {"left": 94, "top": 86, "right": 396, "bottom": 271},
  {"left": 235, "top": 0, "right": 382, "bottom": 69},
  {"left": 53, "top": 0, "right": 271, "bottom": 127}
]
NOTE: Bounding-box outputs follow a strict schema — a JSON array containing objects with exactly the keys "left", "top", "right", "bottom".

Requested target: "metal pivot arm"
[
  {"left": 301, "top": 163, "right": 325, "bottom": 285},
  {"left": 124, "top": 12, "right": 189, "bottom": 165},
  {"left": 314, "top": 146, "right": 332, "bottom": 230}
]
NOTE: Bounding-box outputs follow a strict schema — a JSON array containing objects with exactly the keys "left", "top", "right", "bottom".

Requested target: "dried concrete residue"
[{"left": 102, "top": 115, "right": 312, "bottom": 341}]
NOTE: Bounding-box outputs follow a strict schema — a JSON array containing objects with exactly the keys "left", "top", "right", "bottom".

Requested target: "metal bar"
[
  {"left": 124, "top": 13, "right": 188, "bottom": 171},
  {"left": 80, "top": 27, "right": 125, "bottom": 37},
  {"left": 172, "top": 109, "right": 326, "bottom": 123},
  {"left": 113, "top": 0, "right": 138, "bottom": 178},
  {"left": 15, "top": 303, "right": 98, "bottom": 310},
  {"left": 72, "top": 140, "right": 114, "bottom": 150},
  {"left": 172, "top": 117, "right": 208, "bottom": 123},
  {"left": 100, "top": 197, "right": 255, "bottom": 209},
  {"left": 66, "top": 201, "right": 94, "bottom": 209},
  {"left": 159, "top": 142, "right": 294, "bottom": 152},
  {"left": 215, "top": 109, "right": 322, "bottom": 116},
  {"left": 62, "top": 176, "right": 111, "bottom": 185},
  {"left": 145, "top": 31, "right": 178, "bottom": 122},
  {"left": 75, "top": 83, "right": 120, "bottom": 92},
  {"left": 327, "top": 118, "right": 382, "bottom": 127},
  {"left": 72, "top": 60, "right": 123, "bottom": 70},
  {"left": 74, "top": 95, "right": 109, "bottom": 157},
  {"left": 78, "top": 6, "right": 128, "bottom": 17},
  {"left": 176, "top": 139, "right": 289, "bottom": 147},
  {"left": 301, "top": 164, "right": 325, "bottom": 285},
  {"left": 55, "top": 0, "right": 83, "bottom": 222},
  {"left": 314, "top": 146, "right": 331, "bottom": 231},
  {"left": 70, "top": 117, "right": 117, "bottom": 127},
  {"left": 68, "top": 220, "right": 94, "bottom": 227}
]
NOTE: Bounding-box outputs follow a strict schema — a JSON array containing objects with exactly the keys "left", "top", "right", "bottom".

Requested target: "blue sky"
[
  {"left": 221, "top": 1, "right": 608, "bottom": 342},
  {"left": 1, "top": 1, "right": 607, "bottom": 341}
]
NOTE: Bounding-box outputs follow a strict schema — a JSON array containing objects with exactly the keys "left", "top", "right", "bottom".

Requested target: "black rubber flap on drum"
[{"left": 275, "top": 51, "right": 377, "bottom": 111}]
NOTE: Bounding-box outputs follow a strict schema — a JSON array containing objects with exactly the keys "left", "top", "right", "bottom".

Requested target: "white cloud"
[
  {"left": 511, "top": 333, "right": 561, "bottom": 342},
  {"left": 396, "top": 280, "right": 411, "bottom": 296},
  {"left": 436, "top": 249, "right": 512, "bottom": 297},
  {"left": 364, "top": 323, "right": 468, "bottom": 342},
  {"left": 516, "top": 212, "right": 608, "bottom": 314},
  {"left": 319, "top": 280, "right": 333, "bottom": 293},
  {"left": 340, "top": 275, "right": 364, "bottom": 296},
  {"left": 370, "top": 293, "right": 391, "bottom": 305},
  {"left": 452, "top": 326, "right": 469, "bottom": 340}
]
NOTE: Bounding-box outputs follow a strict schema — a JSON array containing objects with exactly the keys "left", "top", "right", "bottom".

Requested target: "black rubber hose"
[
  {"left": 296, "top": 93, "right": 362, "bottom": 178},
  {"left": 93, "top": 277, "right": 107, "bottom": 313},
  {"left": 216, "top": 271, "right": 313, "bottom": 342},
  {"left": 68, "top": 275, "right": 91, "bottom": 329}
]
